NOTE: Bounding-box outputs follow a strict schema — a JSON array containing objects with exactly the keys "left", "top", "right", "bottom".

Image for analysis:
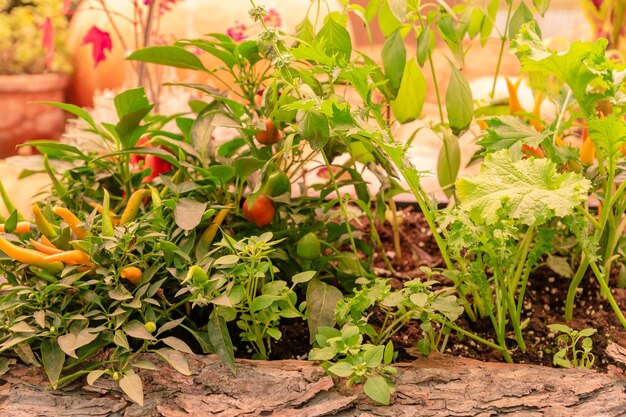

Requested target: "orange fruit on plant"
[
  {"left": 243, "top": 195, "right": 275, "bottom": 227},
  {"left": 255, "top": 120, "right": 282, "bottom": 145}
]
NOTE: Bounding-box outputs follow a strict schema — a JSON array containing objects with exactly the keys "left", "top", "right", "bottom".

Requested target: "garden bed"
[{"left": 2, "top": 351, "right": 626, "bottom": 416}]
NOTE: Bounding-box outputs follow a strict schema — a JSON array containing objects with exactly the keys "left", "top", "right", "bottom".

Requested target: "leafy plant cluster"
[{"left": 3, "top": 0, "right": 626, "bottom": 408}]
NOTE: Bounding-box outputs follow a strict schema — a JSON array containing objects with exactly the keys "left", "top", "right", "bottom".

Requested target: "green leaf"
[
  {"left": 233, "top": 157, "right": 265, "bottom": 181},
  {"left": 456, "top": 150, "right": 591, "bottom": 225},
  {"left": 378, "top": 0, "right": 402, "bottom": 36},
  {"left": 387, "top": 0, "right": 407, "bottom": 22},
  {"left": 123, "top": 320, "right": 157, "bottom": 341},
  {"left": 533, "top": 0, "right": 550, "bottom": 16},
  {"left": 296, "top": 17, "right": 315, "bottom": 44},
  {"left": 437, "top": 130, "right": 460, "bottom": 198},
  {"left": 478, "top": 116, "right": 552, "bottom": 154},
  {"left": 114, "top": 87, "right": 150, "bottom": 119},
  {"left": 391, "top": 59, "right": 426, "bottom": 124},
  {"left": 308, "top": 346, "right": 337, "bottom": 361},
  {"left": 207, "top": 310, "right": 236, "bottom": 373},
  {"left": 0, "top": 357, "right": 13, "bottom": 377},
  {"left": 127, "top": 46, "right": 208, "bottom": 71},
  {"left": 86, "top": 369, "right": 106, "bottom": 386},
  {"left": 292, "top": 271, "right": 316, "bottom": 284},
  {"left": 297, "top": 110, "right": 330, "bottom": 150},
  {"left": 363, "top": 376, "right": 392, "bottom": 405},
  {"left": 174, "top": 198, "right": 207, "bottom": 231},
  {"left": 546, "top": 255, "right": 574, "bottom": 278},
  {"left": 383, "top": 341, "right": 394, "bottom": 364},
  {"left": 306, "top": 279, "right": 344, "bottom": 341},
  {"left": 511, "top": 23, "right": 607, "bottom": 115},
  {"left": 480, "top": 0, "right": 499, "bottom": 46},
  {"left": 156, "top": 348, "right": 191, "bottom": 375},
  {"left": 445, "top": 63, "right": 473, "bottom": 134},
  {"left": 250, "top": 295, "right": 279, "bottom": 312},
  {"left": 328, "top": 361, "right": 354, "bottom": 377},
  {"left": 363, "top": 345, "right": 385, "bottom": 368},
  {"left": 119, "top": 369, "right": 144, "bottom": 406},
  {"left": 317, "top": 18, "right": 352, "bottom": 63},
  {"left": 588, "top": 114, "right": 626, "bottom": 167},
  {"left": 416, "top": 28, "right": 434, "bottom": 67},
  {"left": 509, "top": 2, "right": 538, "bottom": 40},
  {"left": 4, "top": 210, "right": 17, "bottom": 234},
  {"left": 381, "top": 29, "right": 406, "bottom": 93},
  {"left": 35, "top": 102, "right": 97, "bottom": 131},
  {"left": 41, "top": 339, "right": 64, "bottom": 387},
  {"left": 162, "top": 337, "right": 194, "bottom": 354}
]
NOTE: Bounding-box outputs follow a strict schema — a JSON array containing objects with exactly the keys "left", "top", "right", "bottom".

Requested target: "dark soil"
[{"left": 260, "top": 206, "right": 626, "bottom": 372}]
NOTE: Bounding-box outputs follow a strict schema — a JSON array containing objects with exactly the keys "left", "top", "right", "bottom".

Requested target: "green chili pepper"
[{"left": 102, "top": 190, "right": 114, "bottom": 237}]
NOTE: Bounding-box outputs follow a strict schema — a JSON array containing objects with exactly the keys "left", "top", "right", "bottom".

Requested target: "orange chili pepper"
[
  {"left": 506, "top": 77, "right": 524, "bottom": 115},
  {"left": 530, "top": 91, "right": 544, "bottom": 132},
  {"left": 88, "top": 202, "right": 118, "bottom": 218},
  {"left": 0, "top": 236, "right": 63, "bottom": 272},
  {"left": 43, "top": 250, "right": 94, "bottom": 268},
  {"left": 521, "top": 144, "right": 545, "bottom": 158},
  {"left": 580, "top": 124, "right": 595, "bottom": 165},
  {"left": 29, "top": 239, "right": 63, "bottom": 255},
  {"left": 52, "top": 207, "right": 87, "bottom": 239},
  {"left": 120, "top": 266, "right": 143, "bottom": 285},
  {"left": 40, "top": 235, "right": 57, "bottom": 249},
  {"left": 0, "top": 221, "right": 31, "bottom": 234}
]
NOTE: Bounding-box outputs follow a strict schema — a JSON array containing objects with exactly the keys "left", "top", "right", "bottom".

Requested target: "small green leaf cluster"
[
  {"left": 309, "top": 325, "right": 396, "bottom": 405},
  {"left": 547, "top": 324, "right": 597, "bottom": 369}
]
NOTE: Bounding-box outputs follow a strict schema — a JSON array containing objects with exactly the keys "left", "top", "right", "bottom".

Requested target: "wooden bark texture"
[{"left": 1, "top": 353, "right": 626, "bottom": 417}]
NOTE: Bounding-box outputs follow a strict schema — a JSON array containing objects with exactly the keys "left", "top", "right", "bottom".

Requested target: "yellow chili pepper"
[
  {"left": 199, "top": 204, "right": 232, "bottom": 248},
  {"left": 0, "top": 236, "right": 63, "bottom": 272},
  {"left": 119, "top": 189, "right": 151, "bottom": 225},
  {"left": 43, "top": 250, "right": 94, "bottom": 268},
  {"left": 506, "top": 77, "right": 524, "bottom": 116},
  {"left": 52, "top": 207, "right": 87, "bottom": 239},
  {"left": 120, "top": 266, "right": 143, "bottom": 285},
  {"left": 32, "top": 204, "right": 57, "bottom": 238},
  {"left": 0, "top": 221, "right": 31, "bottom": 234},
  {"left": 101, "top": 190, "right": 114, "bottom": 237},
  {"left": 29, "top": 239, "right": 63, "bottom": 255}
]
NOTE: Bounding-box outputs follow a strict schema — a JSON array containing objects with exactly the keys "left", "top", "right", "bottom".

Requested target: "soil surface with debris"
[{"left": 251, "top": 207, "right": 626, "bottom": 373}]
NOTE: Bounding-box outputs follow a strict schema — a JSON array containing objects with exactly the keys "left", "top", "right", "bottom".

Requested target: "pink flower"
[
  {"left": 227, "top": 22, "right": 247, "bottom": 41},
  {"left": 82, "top": 26, "right": 113, "bottom": 67},
  {"left": 40, "top": 18, "right": 54, "bottom": 70},
  {"left": 263, "top": 8, "right": 281, "bottom": 27}
]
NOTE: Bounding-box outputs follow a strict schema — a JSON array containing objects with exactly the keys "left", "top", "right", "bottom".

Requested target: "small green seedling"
[{"left": 548, "top": 324, "right": 596, "bottom": 369}]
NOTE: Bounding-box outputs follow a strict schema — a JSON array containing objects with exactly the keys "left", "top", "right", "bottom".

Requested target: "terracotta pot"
[{"left": 0, "top": 73, "right": 69, "bottom": 158}]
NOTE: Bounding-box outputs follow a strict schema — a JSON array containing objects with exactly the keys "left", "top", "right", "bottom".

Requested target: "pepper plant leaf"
[{"left": 456, "top": 150, "right": 591, "bottom": 225}]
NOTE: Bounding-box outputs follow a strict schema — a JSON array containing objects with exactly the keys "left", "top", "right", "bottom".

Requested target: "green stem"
[
  {"left": 416, "top": 14, "right": 444, "bottom": 124},
  {"left": 490, "top": 1, "right": 514, "bottom": 98},
  {"left": 587, "top": 252, "right": 626, "bottom": 329},
  {"left": 321, "top": 151, "right": 361, "bottom": 262}
]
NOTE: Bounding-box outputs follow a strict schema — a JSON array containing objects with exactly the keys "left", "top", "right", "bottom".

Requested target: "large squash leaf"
[{"left": 456, "top": 150, "right": 591, "bottom": 225}]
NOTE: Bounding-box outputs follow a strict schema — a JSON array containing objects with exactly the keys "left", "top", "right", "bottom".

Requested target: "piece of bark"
[{"left": 1, "top": 353, "right": 625, "bottom": 417}]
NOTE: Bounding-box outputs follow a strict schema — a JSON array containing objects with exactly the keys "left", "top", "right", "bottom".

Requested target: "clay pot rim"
[{"left": 0, "top": 73, "right": 70, "bottom": 93}]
